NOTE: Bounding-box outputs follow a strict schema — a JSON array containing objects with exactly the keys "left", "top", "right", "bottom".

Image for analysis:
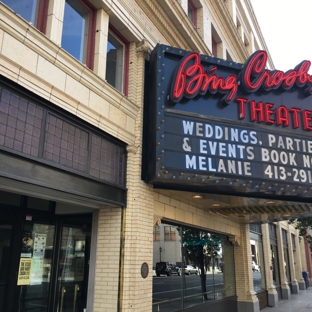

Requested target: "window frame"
[
  {"left": 107, "top": 25, "right": 129, "bottom": 96},
  {"left": 37, "top": 0, "right": 49, "bottom": 33},
  {"left": 188, "top": 0, "right": 197, "bottom": 28}
]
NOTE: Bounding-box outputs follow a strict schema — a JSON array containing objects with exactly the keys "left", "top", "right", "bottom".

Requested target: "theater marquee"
[{"left": 142, "top": 44, "right": 312, "bottom": 199}]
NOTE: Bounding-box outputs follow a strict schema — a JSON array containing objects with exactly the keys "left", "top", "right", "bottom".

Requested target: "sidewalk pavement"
[{"left": 261, "top": 286, "right": 312, "bottom": 312}]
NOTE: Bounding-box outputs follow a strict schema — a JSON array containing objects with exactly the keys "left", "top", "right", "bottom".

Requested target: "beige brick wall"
[
  {"left": 93, "top": 207, "right": 123, "bottom": 312},
  {"left": 119, "top": 42, "right": 154, "bottom": 311}
]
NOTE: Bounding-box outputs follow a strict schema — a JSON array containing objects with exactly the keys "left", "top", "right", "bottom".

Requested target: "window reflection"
[
  {"left": 62, "top": 0, "right": 89, "bottom": 63},
  {"left": 153, "top": 223, "right": 235, "bottom": 311},
  {"left": 251, "top": 239, "right": 266, "bottom": 292},
  {"left": 106, "top": 32, "right": 124, "bottom": 92},
  {"left": 2, "top": 0, "right": 40, "bottom": 26}
]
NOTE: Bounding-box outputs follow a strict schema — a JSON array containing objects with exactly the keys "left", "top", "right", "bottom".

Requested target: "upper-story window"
[
  {"left": 61, "top": 0, "right": 96, "bottom": 69},
  {"left": 212, "top": 37, "right": 217, "bottom": 57},
  {"left": 211, "top": 25, "right": 223, "bottom": 58},
  {"left": 2, "top": 0, "right": 48, "bottom": 32},
  {"left": 188, "top": 0, "right": 197, "bottom": 27},
  {"left": 164, "top": 226, "right": 177, "bottom": 241},
  {"left": 106, "top": 28, "right": 129, "bottom": 95},
  {"left": 154, "top": 226, "right": 160, "bottom": 241}
]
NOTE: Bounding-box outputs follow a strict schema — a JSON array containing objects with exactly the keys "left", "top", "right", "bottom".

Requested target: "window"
[
  {"left": 154, "top": 226, "right": 160, "bottom": 241},
  {"left": 250, "top": 230, "right": 266, "bottom": 293},
  {"left": 212, "top": 37, "right": 217, "bottom": 57},
  {"left": 291, "top": 233, "right": 296, "bottom": 250},
  {"left": 61, "top": 0, "right": 96, "bottom": 69},
  {"left": 211, "top": 25, "right": 223, "bottom": 58},
  {"left": 188, "top": 0, "right": 197, "bottom": 27},
  {"left": 153, "top": 222, "right": 235, "bottom": 311},
  {"left": 2, "top": 0, "right": 48, "bottom": 32},
  {"left": 164, "top": 226, "right": 176, "bottom": 241},
  {"left": 106, "top": 29, "right": 129, "bottom": 95}
]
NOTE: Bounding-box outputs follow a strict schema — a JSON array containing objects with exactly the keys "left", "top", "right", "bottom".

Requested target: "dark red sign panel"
[{"left": 142, "top": 44, "right": 312, "bottom": 200}]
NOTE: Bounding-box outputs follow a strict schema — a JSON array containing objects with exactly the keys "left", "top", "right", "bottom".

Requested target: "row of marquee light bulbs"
[{"left": 156, "top": 171, "right": 312, "bottom": 196}]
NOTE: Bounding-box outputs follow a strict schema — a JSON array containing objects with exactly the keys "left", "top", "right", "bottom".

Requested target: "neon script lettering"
[
  {"left": 240, "top": 51, "right": 312, "bottom": 95},
  {"left": 170, "top": 51, "right": 312, "bottom": 104},
  {"left": 170, "top": 53, "right": 238, "bottom": 105}
]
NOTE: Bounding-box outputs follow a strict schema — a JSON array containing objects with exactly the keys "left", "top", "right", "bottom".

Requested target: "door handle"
[
  {"left": 73, "top": 284, "right": 80, "bottom": 312},
  {"left": 60, "top": 286, "right": 66, "bottom": 312}
]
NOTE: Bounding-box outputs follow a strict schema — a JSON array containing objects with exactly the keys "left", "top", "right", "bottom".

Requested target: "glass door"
[
  {"left": 0, "top": 221, "right": 14, "bottom": 311},
  {"left": 17, "top": 221, "right": 56, "bottom": 312},
  {"left": 55, "top": 220, "right": 91, "bottom": 312}
]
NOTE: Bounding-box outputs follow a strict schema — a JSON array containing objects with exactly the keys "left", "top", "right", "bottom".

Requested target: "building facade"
[{"left": 0, "top": 1, "right": 311, "bottom": 312}]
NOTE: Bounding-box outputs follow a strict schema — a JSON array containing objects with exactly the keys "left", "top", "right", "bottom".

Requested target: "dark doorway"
[{"left": 0, "top": 192, "right": 92, "bottom": 312}]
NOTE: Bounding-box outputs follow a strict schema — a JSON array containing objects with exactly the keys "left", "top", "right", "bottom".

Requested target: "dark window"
[
  {"left": 291, "top": 233, "right": 296, "bottom": 250},
  {"left": 106, "top": 28, "right": 129, "bottom": 95},
  {"left": 61, "top": 0, "right": 96, "bottom": 69},
  {"left": 282, "top": 229, "right": 288, "bottom": 244},
  {"left": 2, "top": 0, "right": 48, "bottom": 33},
  {"left": 269, "top": 223, "right": 277, "bottom": 240},
  {"left": 188, "top": 0, "right": 197, "bottom": 27},
  {"left": 250, "top": 223, "right": 262, "bottom": 234}
]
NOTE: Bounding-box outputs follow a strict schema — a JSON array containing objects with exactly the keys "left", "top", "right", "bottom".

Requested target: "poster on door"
[
  {"left": 33, "top": 233, "right": 47, "bottom": 258},
  {"left": 21, "top": 231, "right": 33, "bottom": 258},
  {"left": 17, "top": 258, "right": 32, "bottom": 285},
  {"left": 30, "top": 233, "right": 47, "bottom": 285}
]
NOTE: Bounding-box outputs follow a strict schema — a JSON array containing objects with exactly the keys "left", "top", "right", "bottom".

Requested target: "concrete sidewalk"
[{"left": 261, "top": 287, "right": 312, "bottom": 312}]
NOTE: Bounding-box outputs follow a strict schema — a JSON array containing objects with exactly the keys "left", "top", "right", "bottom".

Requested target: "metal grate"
[
  {"left": 44, "top": 113, "right": 88, "bottom": 172},
  {"left": 0, "top": 86, "right": 126, "bottom": 187},
  {"left": 0, "top": 89, "right": 43, "bottom": 157},
  {"left": 89, "top": 135, "right": 124, "bottom": 185}
]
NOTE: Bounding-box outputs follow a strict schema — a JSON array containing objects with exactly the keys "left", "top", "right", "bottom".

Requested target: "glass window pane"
[
  {"left": 270, "top": 244, "right": 280, "bottom": 286},
  {"left": 2, "top": 0, "right": 39, "bottom": 26},
  {"left": 251, "top": 239, "right": 266, "bottom": 292},
  {"left": 154, "top": 226, "right": 160, "bottom": 241},
  {"left": 153, "top": 223, "right": 235, "bottom": 311},
  {"left": 62, "top": 0, "right": 89, "bottom": 63},
  {"left": 106, "top": 32, "right": 124, "bottom": 92},
  {"left": 56, "top": 225, "right": 91, "bottom": 311},
  {"left": 164, "top": 226, "right": 170, "bottom": 241}
]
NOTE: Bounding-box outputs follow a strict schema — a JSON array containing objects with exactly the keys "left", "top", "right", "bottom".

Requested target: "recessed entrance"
[{"left": 0, "top": 191, "right": 92, "bottom": 312}]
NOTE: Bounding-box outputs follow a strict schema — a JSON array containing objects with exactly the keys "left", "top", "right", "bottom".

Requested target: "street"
[{"left": 153, "top": 271, "right": 262, "bottom": 312}]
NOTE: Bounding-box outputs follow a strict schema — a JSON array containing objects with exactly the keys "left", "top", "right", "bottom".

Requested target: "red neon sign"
[
  {"left": 240, "top": 51, "right": 312, "bottom": 94},
  {"left": 171, "top": 53, "right": 237, "bottom": 105},
  {"left": 236, "top": 98, "right": 312, "bottom": 130},
  {"left": 170, "top": 50, "right": 312, "bottom": 104}
]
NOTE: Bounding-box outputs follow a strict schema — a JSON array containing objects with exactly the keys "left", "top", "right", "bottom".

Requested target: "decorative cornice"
[
  {"left": 136, "top": 39, "right": 151, "bottom": 60},
  {"left": 154, "top": 215, "right": 162, "bottom": 227},
  {"left": 229, "top": 235, "right": 241, "bottom": 246}
]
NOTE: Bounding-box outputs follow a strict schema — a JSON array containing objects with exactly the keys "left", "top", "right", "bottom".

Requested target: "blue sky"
[{"left": 250, "top": 0, "right": 312, "bottom": 73}]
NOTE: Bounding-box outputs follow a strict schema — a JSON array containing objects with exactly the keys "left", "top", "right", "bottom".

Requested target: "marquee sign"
[{"left": 142, "top": 44, "right": 312, "bottom": 199}]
